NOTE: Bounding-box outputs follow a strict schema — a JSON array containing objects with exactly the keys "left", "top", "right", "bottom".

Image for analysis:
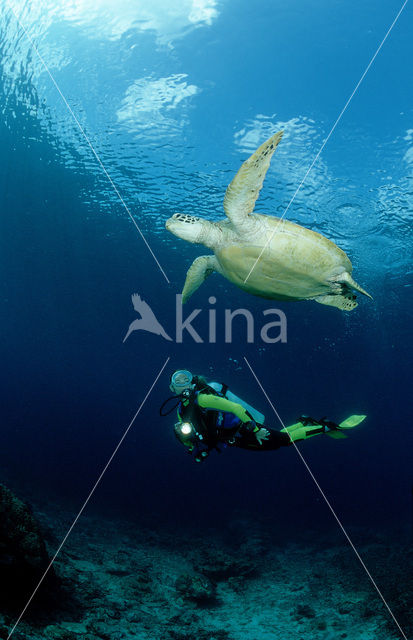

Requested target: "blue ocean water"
[{"left": 0, "top": 1, "right": 413, "bottom": 638}]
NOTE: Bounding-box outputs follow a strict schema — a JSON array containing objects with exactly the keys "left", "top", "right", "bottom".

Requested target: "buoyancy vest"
[
  {"left": 178, "top": 384, "right": 242, "bottom": 451},
  {"left": 178, "top": 387, "right": 220, "bottom": 446}
]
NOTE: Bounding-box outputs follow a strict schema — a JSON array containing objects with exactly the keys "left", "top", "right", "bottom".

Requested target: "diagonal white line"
[
  {"left": 6, "top": 356, "right": 170, "bottom": 640},
  {"left": 7, "top": 3, "right": 170, "bottom": 284},
  {"left": 243, "top": 356, "right": 408, "bottom": 640},
  {"left": 244, "top": 0, "right": 409, "bottom": 284}
]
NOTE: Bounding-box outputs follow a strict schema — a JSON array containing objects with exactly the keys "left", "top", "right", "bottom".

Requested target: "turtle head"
[{"left": 166, "top": 213, "right": 209, "bottom": 245}]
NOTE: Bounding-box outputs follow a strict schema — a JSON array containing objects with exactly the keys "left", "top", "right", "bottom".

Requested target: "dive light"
[
  {"left": 175, "top": 421, "right": 201, "bottom": 439},
  {"left": 180, "top": 422, "right": 193, "bottom": 436}
]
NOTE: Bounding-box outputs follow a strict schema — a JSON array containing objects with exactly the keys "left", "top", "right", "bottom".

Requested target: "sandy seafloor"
[{"left": 1, "top": 492, "right": 412, "bottom": 640}]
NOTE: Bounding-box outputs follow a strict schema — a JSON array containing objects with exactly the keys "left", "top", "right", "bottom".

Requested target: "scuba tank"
[{"left": 207, "top": 381, "right": 266, "bottom": 425}]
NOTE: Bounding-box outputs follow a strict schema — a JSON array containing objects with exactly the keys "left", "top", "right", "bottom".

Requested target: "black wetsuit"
[
  {"left": 235, "top": 428, "right": 290, "bottom": 451},
  {"left": 177, "top": 387, "right": 291, "bottom": 460}
]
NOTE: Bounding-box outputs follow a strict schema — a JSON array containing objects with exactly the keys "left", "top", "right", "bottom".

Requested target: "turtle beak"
[
  {"left": 165, "top": 214, "right": 182, "bottom": 235},
  {"left": 165, "top": 213, "right": 205, "bottom": 244}
]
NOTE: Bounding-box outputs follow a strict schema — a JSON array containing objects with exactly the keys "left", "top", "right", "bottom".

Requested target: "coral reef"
[
  {"left": 175, "top": 572, "right": 216, "bottom": 602},
  {"left": 0, "top": 484, "right": 55, "bottom": 607},
  {"left": 0, "top": 497, "right": 411, "bottom": 640},
  {"left": 192, "top": 545, "right": 256, "bottom": 581}
]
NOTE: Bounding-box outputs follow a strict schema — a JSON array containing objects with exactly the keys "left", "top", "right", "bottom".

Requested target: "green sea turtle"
[{"left": 166, "top": 131, "right": 371, "bottom": 310}]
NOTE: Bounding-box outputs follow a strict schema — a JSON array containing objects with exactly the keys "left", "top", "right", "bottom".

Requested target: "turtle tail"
[{"left": 336, "top": 272, "right": 372, "bottom": 299}]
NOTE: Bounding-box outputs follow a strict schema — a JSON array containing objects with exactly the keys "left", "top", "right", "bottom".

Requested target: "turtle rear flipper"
[
  {"left": 333, "top": 272, "right": 372, "bottom": 299},
  {"left": 314, "top": 293, "right": 358, "bottom": 311}
]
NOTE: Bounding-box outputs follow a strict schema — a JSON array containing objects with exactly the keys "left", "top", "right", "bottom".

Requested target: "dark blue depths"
[{"left": 0, "top": 1, "right": 412, "bottom": 639}]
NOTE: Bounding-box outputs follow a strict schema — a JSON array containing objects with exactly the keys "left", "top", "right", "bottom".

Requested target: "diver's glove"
[
  {"left": 239, "top": 421, "right": 270, "bottom": 445},
  {"left": 254, "top": 427, "right": 270, "bottom": 445},
  {"left": 239, "top": 420, "right": 258, "bottom": 434}
]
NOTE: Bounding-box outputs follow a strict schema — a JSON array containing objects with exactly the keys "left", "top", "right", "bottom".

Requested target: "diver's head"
[{"left": 169, "top": 369, "right": 193, "bottom": 395}]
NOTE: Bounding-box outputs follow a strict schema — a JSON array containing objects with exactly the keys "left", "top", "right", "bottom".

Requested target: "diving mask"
[{"left": 169, "top": 369, "right": 193, "bottom": 394}]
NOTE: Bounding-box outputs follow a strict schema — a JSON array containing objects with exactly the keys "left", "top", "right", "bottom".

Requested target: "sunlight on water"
[{"left": 0, "top": 0, "right": 412, "bottom": 287}]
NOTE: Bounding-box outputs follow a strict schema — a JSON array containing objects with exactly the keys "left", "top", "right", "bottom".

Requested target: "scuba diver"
[{"left": 160, "top": 370, "right": 366, "bottom": 463}]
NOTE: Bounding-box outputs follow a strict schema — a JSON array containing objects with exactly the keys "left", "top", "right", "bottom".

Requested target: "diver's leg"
[
  {"left": 235, "top": 415, "right": 366, "bottom": 451},
  {"left": 235, "top": 428, "right": 291, "bottom": 451},
  {"left": 280, "top": 421, "right": 326, "bottom": 442},
  {"left": 281, "top": 415, "right": 366, "bottom": 442}
]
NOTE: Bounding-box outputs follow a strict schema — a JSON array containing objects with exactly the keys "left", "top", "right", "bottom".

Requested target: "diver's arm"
[
  {"left": 197, "top": 394, "right": 253, "bottom": 423},
  {"left": 197, "top": 393, "right": 269, "bottom": 438},
  {"left": 196, "top": 394, "right": 269, "bottom": 447}
]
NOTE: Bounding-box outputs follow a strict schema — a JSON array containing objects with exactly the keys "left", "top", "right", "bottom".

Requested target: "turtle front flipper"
[
  {"left": 181, "top": 255, "right": 220, "bottom": 303},
  {"left": 314, "top": 293, "right": 358, "bottom": 311},
  {"left": 223, "top": 131, "right": 283, "bottom": 228}
]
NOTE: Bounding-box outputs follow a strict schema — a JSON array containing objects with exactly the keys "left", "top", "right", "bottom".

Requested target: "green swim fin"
[
  {"left": 339, "top": 414, "right": 367, "bottom": 429},
  {"left": 282, "top": 415, "right": 366, "bottom": 443},
  {"left": 325, "top": 414, "right": 366, "bottom": 439},
  {"left": 326, "top": 430, "right": 348, "bottom": 440}
]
